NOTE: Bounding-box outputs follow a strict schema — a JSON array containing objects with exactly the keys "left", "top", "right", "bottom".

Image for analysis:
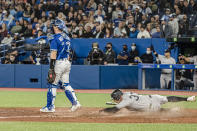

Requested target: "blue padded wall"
[
  {"left": 41, "top": 65, "right": 49, "bottom": 89},
  {"left": 100, "top": 66, "right": 138, "bottom": 89},
  {"left": 145, "top": 69, "right": 161, "bottom": 89},
  {"left": 70, "top": 65, "right": 100, "bottom": 89},
  {"left": 0, "top": 64, "right": 14, "bottom": 87},
  {"left": 41, "top": 65, "right": 100, "bottom": 89},
  {"left": 15, "top": 65, "right": 41, "bottom": 88}
]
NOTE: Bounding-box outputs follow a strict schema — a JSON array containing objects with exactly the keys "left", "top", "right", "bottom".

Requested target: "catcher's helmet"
[
  {"left": 111, "top": 89, "right": 123, "bottom": 101},
  {"left": 51, "top": 19, "right": 68, "bottom": 34}
]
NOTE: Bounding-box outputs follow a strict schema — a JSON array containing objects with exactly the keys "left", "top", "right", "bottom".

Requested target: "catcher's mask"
[{"left": 111, "top": 89, "right": 123, "bottom": 101}]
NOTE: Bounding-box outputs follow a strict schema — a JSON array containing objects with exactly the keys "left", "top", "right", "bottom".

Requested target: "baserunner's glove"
[
  {"left": 47, "top": 69, "right": 56, "bottom": 84},
  {"left": 47, "top": 59, "right": 56, "bottom": 84}
]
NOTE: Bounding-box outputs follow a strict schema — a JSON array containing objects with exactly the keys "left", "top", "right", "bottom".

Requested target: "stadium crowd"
[
  {"left": 0, "top": 0, "right": 197, "bottom": 65},
  {"left": 0, "top": 0, "right": 196, "bottom": 41}
]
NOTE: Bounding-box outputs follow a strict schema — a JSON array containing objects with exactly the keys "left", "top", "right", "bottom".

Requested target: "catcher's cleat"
[
  {"left": 70, "top": 103, "right": 81, "bottom": 112},
  {"left": 40, "top": 105, "right": 55, "bottom": 112},
  {"left": 187, "top": 96, "right": 196, "bottom": 102}
]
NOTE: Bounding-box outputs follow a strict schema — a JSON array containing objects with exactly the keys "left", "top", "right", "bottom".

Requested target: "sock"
[
  {"left": 167, "top": 96, "right": 187, "bottom": 102},
  {"left": 46, "top": 83, "right": 58, "bottom": 109},
  {"left": 51, "top": 88, "right": 57, "bottom": 106}
]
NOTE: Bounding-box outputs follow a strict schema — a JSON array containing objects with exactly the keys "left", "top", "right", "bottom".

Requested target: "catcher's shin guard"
[
  {"left": 47, "top": 83, "right": 58, "bottom": 108},
  {"left": 63, "top": 83, "right": 78, "bottom": 105}
]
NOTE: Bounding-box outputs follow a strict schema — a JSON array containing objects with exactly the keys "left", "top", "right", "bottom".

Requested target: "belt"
[
  {"left": 58, "top": 58, "right": 68, "bottom": 61},
  {"left": 161, "top": 72, "right": 171, "bottom": 74}
]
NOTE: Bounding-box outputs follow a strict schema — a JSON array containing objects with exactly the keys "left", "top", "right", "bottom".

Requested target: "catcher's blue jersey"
[{"left": 50, "top": 33, "right": 71, "bottom": 60}]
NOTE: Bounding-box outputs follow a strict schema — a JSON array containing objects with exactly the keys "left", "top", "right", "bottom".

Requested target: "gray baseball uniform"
[
  {"left": 189, "top": 56, "right": 197, "bottom": 90},
  {"left": 158, "top": 54, "right": 176, "bottom": 89},
  {"left": 115, "top": 92, "right": 168, "bottom": 111}
]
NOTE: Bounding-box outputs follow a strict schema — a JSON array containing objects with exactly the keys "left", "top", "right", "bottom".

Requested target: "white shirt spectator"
[
  {"left": 137, "top": 30, "right": 151, "bottom": 38},
  {"left": 114, "top": 27, "right": 127, "bottom": 38}
]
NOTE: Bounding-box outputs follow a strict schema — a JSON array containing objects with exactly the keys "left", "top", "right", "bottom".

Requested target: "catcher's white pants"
[{"left": 53, "top": 59, "right": 71, "bottom": 85}]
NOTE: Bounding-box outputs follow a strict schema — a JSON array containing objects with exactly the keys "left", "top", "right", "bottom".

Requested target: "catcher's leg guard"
[
  {"left": 63, "top": 83, "right": 78, "bottom": 105},
  {"left": 47, "top": 83, "right": 58, "bottom": 108}
]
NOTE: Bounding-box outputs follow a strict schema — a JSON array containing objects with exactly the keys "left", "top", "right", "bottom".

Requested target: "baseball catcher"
[
  {"left": 101, "top": 89, "right": 196, "bottom": 113},
  {"left": 40, "top": 19, "right": 81, "bottom": 113}
]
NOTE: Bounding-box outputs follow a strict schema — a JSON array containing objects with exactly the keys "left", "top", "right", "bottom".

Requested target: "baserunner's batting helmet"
[{"left": 111, "top": 89, "right": 123, "bottom": 101}]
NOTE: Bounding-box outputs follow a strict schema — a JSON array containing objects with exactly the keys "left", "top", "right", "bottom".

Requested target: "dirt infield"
[
  {"left": 0, "top": 88, "right": 197, "bottom": 123},
  {"left": 0, "top": 107, "right": 197, "bottom": 123}
]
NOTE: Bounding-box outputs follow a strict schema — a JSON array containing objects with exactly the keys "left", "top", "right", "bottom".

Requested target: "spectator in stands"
[
  {"left": 183, "top": 0, "right": 193, "bottom": 16},
  {"left": 104, "top": 27, "right": 113, "bottom": 38},
  {"left": 94, "top": 9, "right": 104, "bottom": 24},
  {"left": 117, "top": 44, "right": 129, "bottom": 65},
  {"left": 112, "top": 6, "right": 123, "bottom": 21},
  {"left": 140, "top": 47, "right": 154, "bottom": 64},
  {"left": 152, "top": 26, "right": 162, "bottom": 38},
  {"left": 137, "top": 25, "right": 151, "bottom": 38},
  {"left": 168, "top": 14, "right": 179, "bottom": 37},
  {"left": 141, "top": 14, "right": 149, "bottom": 26},
  {"left": 146, "top": 23, "right": 152, "bottom": 35},
  {"left": 151, "top": 22, "right": 159, "bottom": 35},
  {"left": 4, "top": 54, "right": 19, "bottom": 64},
  {"left": 23, "top": 23, "right": 33, "bottom": 38},
  {"left": 70, "top": 20, "right": 79, "bottom": 37},
  {"left": 82, "top": 25, "right": 94, "bottom": 38},
  {"left": 141, "top": 1, "right": 152, "bottom": 15},
  {"left": 2, "top": 10, "right": 14, "bottom": 28},
  {"left": 190, "top": 0, "right": 197, "bottom": 12},
  {"left": 65, "top": 11, "right": 74, "bottom": 27},
  {"left": 87, "top": 0, "right": 97, "bottom": 11},
  {"left": 160, "top": 20, "right": 173, "bottom": 38},
  {"left": 178, "top": 14, "right": 189, "bottom": 37},
  {"left": 0, "top": 23, "right": 8, "bottom": 42},
  {"left": 128, "top": 24, "right": 139, "bottom": 38},
  {"left": 175, "top": 55, "right": 193, "bottom": 90},
  {"left": 128, "top": 43, "right": 139, "bottom": 65},
  {"left": 1, "top": 32, "right": 13, "bottom": 46},
  {"left": 87, "top": 42, "right": 104, "bottom": 65},
  {"left": 103, "top": 42, "right": 116, "bottom": 65},
  {"left": 114, "top": 21, "right": 127, "bottom": 38},
  {"left": 78, "top": 24, "right": 84, "bottom": 38},
  {"left": 95, "top": 4, "right": 105, "bottom": 16},
  {"left": 178, "top": 0, "right": 185, "bottom": 13},
  {"left": 152, "top": 1, "right": 159, "bottom": 14},
  {"left": 93, "top": 25, "right": 104, "bottom": 38},
  {"left": 23, "top": 4, "right": 32, "bottom": 19},
  {"left": 10, "top": 20, "right": 22, "bottom": 34},
  {"left": 106, "top": 4, "right": 113, "bottom": 21},
  {"left": 85, "top": 16, "right": 95, "bottom": 31},
  {"left": 133, "top": 6, "right": 142, "bottom": 25},
  {"left": 19, "top": 18, "right": 26, "bottom": 34},
  {"left": 161, "top": 8, "right": 171, "bottom": 22}
]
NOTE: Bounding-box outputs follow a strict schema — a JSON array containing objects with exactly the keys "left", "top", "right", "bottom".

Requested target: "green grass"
[
  {"left": 0, "top": 90, "right": 196, "bottom": 109},
  {"left": 0, "top": 90, "right": 197, "bottom": 131},
  {"left": 0, "top": 90, "right": 111, "bottom": 108},
  {"left": 0, "top": 122, "right": 197, "bottom": 131}
]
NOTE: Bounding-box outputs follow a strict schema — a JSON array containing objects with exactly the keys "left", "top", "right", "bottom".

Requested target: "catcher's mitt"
[{"left": 47, "top": 69, "right": 56, "bottom": 84}]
